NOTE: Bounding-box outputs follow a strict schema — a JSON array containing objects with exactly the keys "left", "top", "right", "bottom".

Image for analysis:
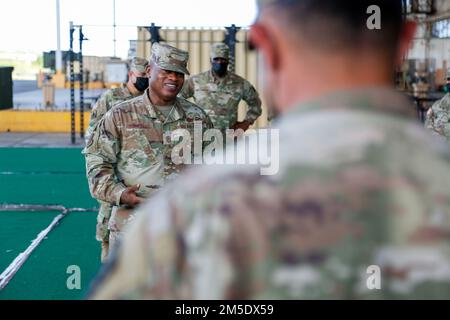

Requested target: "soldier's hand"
[
  {"left": 231, "top": 120, "right": 251, "bottom": 132},
  {"left": 120, "top": 184, "right": 145, "bottom": 208}
]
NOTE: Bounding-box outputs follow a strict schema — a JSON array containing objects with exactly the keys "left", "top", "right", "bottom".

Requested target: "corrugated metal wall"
[{"left": 136, "top": 27, "right": 269, "bottom": 128}]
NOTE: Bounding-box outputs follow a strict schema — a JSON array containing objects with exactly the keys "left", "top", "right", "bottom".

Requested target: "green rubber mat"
[
  {"left": 0, "top": 174, "right": 95, "bottom": 207},
  {"left": 0, "top": 148, "right": 85, "bottom": 173},
  {"left": 0, "top": 211, "right": 60, "bottom": 272},
  {"left": 0, "top": 148, "right": 101, "bottom": 300},
  {"left": 0, "top": 212, "right": 100, "bottom": 300}
]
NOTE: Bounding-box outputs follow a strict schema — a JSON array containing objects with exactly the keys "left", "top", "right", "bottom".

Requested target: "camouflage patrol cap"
[
  {"left": 150, "top": 42, "right": 190, "bottom": 75},
  {"left": 210, "top": 43, "right": 230, "bottom": 60},
  {"left": 129, "top": 57, "right": 149, "bottom": 73}
]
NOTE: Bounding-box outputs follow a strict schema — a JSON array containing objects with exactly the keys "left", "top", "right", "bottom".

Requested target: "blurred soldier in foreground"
[
  {"left": 85, "top": 57, "right": 149, "bottom": 262},
  {"left": 90, "top": 0, "right": 450, "bottom": 299},
  {"left": 182, "top": 43, "right": 262, "bottom": 132},
  {"left": 425, "top": 70, "right": 450, "bottom": 141},
  {"left": 83, "top": 43, "right": 212, "bottom": 259}
]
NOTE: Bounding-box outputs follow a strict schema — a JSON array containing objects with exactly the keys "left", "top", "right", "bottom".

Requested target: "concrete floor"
[
  {"left": 0, "top": 133, "right": 86, "bottom": 148},
  {"left": 13, "top": 88, "right": 105, "bottom": 110},
  {"left": 11, "top": 80, "right": 106, "bottom": 110},
  {"left": 13, "top": 80, "right": 38, "bottom": 94}
]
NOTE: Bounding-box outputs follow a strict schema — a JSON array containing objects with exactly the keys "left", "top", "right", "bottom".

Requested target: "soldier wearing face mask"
[
  {"left": 181, "top": 43, "right": 262, "bottom": 133},
  {"left": 84, "top": 57, "right": 149, "bottom": 262},
  {"left": 86, "top": 57, "right": 150, "bottom": 142}
]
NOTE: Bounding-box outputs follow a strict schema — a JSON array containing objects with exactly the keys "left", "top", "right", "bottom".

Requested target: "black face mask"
[
  {"left": 134, "top": 77, "right": 149, "bottom": 92},
  {"left": 212, "top": 62, "right": 228, "bottom": 77}
]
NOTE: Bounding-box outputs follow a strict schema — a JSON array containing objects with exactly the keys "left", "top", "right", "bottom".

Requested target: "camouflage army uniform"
[
  {"left": 87, "top": 85, "right": 135, "bottom": 142},
  {"left": 85, "top": 58, "right": 148, "bottom": 262},
  {"left": 181, "top": 44, "right": 262, "bottom": 131},
  {"left": 90, "top": 87, "right": 450, "bottom": 299},
  {"left": 87, "top": 85, "right": 139, "bottom": 253},
  {"left": 83, "top": 90, "right": 212, "bottom": 252},
  {"left": 83, "top": 43, "right": 213, "bottom": 256},
  {"left": 425, "top": 93, "right": 450, "bottom": 141}
]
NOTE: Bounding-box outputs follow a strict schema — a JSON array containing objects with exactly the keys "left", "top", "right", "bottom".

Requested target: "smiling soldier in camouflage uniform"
[
  {"left": 89, "top": 0, "right": 450, "bottom": 300},
  {"left": 83, "top": 43, "right": 212, "bottom": 259},
  {"left": 85, "top": 57, "right": 149, "bottom": 262},
  {"left": 181, "top": 43, "right": 262, "bottom": 133}
]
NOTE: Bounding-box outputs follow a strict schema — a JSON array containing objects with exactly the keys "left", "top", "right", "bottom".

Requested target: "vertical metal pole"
[
  {"left": 113, "top": 0, "right": 117, "bottom": 57},
  {"left": 69, "top": 22, "right": 76, "bottom": 145},
  {"left": 79, "top": 26, "right": 85, "bottom": 139},
  {"left": 55, "top": 0, "right": 62, "bottom": 74},
  {"left": 224, "top": 24, "right": 240, "bottom": 73}
]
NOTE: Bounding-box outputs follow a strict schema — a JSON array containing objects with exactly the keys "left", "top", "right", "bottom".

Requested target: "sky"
[{"left": 0, "top": 0, "right": 258, "bottom": 59}]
